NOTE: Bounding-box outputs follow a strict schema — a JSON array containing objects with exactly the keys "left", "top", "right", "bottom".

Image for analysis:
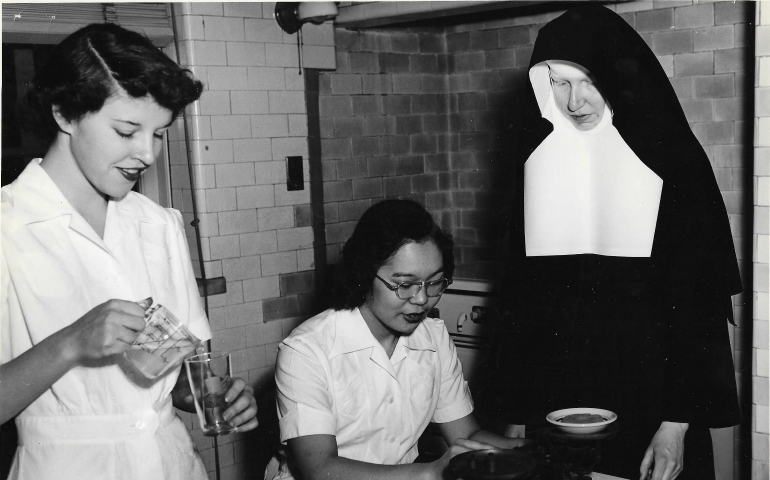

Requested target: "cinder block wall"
[
  {"left": 165, "top": 3, "right": 335, "bottom": 479},
  {"left": 320, "top": 1, "right": 754, "bottom": 478}
]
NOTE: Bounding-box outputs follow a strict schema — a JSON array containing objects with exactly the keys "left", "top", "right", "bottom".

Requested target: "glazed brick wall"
[
  {"left": 752, "top": 3, "right": 769, "bottom": 479},
  {"left": 164, "top": 3, "right": 333, "bottom": 479},
  {"left": 320, "top": 1, "right": 754, "bottom": 283},
  {"left": 320, "top": 2, "right": 754, "bottom": 477}
]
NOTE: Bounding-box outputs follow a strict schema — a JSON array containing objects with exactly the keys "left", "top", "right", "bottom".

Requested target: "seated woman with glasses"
[{"left": 271, "top": 199, "right": 527, "bottom": 480}]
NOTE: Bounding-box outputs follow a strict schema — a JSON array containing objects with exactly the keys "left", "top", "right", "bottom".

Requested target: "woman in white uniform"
[
  {"left": 0, "top": 23, "right": 257, "bottom": 480},
  {"left": 273, "top": 199, "right": 528, "bottom": 480}
]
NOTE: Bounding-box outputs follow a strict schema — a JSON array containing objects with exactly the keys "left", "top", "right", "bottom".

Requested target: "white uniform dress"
[
  {"left": 1, "top": 159, "right": 212, "bottom": 480},
  {"left": 273, "top": 308, "right": 474, "bottom": 480}
]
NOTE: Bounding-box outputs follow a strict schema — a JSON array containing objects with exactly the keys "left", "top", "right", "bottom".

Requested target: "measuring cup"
[{"left": 124, "top": 304, "right": 202, "bottom": 379}]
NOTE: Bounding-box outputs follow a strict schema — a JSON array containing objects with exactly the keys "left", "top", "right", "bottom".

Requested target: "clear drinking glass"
[
  {"left": 124, "top": 304, "right": 202, "bottom": 379},
  {"left": 185, "top": 352, "right": 236, "bottom": 436}
]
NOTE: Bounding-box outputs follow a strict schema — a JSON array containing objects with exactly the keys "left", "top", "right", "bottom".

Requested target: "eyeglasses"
[{"left": 375, "top": 275, "right": 453, "bottom": 300}]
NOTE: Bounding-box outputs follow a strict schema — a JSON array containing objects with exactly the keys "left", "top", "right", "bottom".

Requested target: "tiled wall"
[
  {"left": 154, "top": 1, "right": 758, "bottom": 479},
  {"left": 164, "top": 3, "right": 335, "bottom": 478},
  {"left": 319, "top": 1, "right": 754, "bottom": 478},
  {"left": 319, "top": 1, "right": 754, "bottom": 285},
  {"left": 752, "top": 3, "right": 769, "bottom": 479}
]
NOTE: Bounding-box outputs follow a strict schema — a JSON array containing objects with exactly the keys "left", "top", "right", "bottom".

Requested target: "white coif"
[{"left": 524, "top": 63, "right": 663, "bottom": 258}]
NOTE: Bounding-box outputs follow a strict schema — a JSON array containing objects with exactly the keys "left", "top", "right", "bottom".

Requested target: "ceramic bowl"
[{"left": 546, "top": 408, "right": 617, "bottom": 435}]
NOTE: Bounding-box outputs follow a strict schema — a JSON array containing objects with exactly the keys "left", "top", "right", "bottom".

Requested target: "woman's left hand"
[
  {"left": 639, "top": 421, "right": 688, "bottom": 480},
  {"left": 223, "top": 377, "right": 258, "bottom": 432}
]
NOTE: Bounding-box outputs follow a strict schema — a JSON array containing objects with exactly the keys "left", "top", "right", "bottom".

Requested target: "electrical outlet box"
[{"left": 287, "top": 156, "right": 304, "bottom": 191}]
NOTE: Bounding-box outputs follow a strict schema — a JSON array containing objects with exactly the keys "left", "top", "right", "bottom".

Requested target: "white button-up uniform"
[
  {"left": 273, "top": 308, "right": 473, "bottom": 480},
  {"left": 1, "top": 160, "right": 211, "bottom": 480}
]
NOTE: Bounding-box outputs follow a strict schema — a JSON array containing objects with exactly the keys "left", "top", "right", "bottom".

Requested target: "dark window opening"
[{"left": 2, "top": 43, "right": 55, "bottom": 187}]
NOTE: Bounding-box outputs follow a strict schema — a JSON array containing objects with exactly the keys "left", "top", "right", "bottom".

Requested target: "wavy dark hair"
[
  {"left": 18, "top": 23, "right": 203, "bottom": 145},
  {"left": 331, "top": 199, "right": 455, "bottom": 310}
]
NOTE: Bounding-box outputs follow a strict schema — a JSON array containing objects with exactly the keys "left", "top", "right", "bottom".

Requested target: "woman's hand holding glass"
[{"left": 220, "top": 376, "right": 258, "bottom": 432}]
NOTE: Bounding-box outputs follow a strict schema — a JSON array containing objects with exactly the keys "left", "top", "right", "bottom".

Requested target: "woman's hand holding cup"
[
  {"left": 63, "top": 299, "right": 148, "bottom": 365},
  {"left": 222, "top": 377, "right": 258, "bottom": 432}
]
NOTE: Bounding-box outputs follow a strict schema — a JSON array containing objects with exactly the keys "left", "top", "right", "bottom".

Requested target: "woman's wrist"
[{"left": 52, "top": 323, "right": 83, "bottom": 368}]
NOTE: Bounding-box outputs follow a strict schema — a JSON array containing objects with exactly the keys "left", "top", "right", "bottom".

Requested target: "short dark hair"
[
  {"left": 331, "top": 199, "right": 455, "bottom": 310},
  {"left": 19, "top": 23, "right": 203, "bottom": 145}
]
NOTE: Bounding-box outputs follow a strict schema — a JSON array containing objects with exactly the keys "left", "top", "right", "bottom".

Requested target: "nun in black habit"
[{"left": 487, "top": 5, "right": 741, "bottom": 480}]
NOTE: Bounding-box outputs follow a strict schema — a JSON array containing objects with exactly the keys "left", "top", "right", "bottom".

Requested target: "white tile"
[
  {"left": 180, "top": 15, "right": 205, "bottom": 40},
  {"left": 258, "top": 206, "right": 294, "bottom": 231},
  {"left": 210, "top": 234, "right": 241, "bottom": 260},
  {"left": 300, "top": 23, "right": 335, "bottom": 46},
  {"left": 218, "top": 209, "right": 259, "bottom": 235},
  {"left": 265, "top": 43, "right": 298, "bottom": 68},
  {"left": 205, "top": 187, "right": 237, "bottom": 212},
  {"left": 216, "top": 163, "right": 256, "bottom": 188},
  {"left": 247, "top": 67, "right": 286, "bottom": 90},
  {"left": 288, "top": 114, "right": 308, "bottom": 137},
  {"left": 758, "top": 349, "right": 769, "bottom": 379},
  {"left": 227, "top": 42, "right": 266, "bottom": 67},
  {"left": 275, "top": 183, "right": 310, "bottom": 206},
  {"left": 170, "top": 165, "right": 191, "bottom": 189},
  {"left": 223, "top": 255, "right": 261, "bottom": 281},
  {"left": 269, "top": 91, "right": 305, "bottom": 114},
  {"left": 190, "top": 212, "right": 220, "bottom": 237},
  {"left": 243, "top": 276, "right": 281, "bottom": 302},
  {"left": 224, "top": 2, "right": 264, "bottom": 18},
  {"left": 251, "top": 114, "right": 289, "bottom": 138},
  {"left": 246, "top": 320, "right": 284, "bottom": 347},
  {"left": 183, "top": 189, "right": 206, "bottom": 216},
  {"left": 211, "top": 327, "right": 247, "bottom": 354},
  {"left": 191, "top": 3, "right": 223, "bottom": 16},
  {"left": 285, "top": 69, "right": 304, "bottom": 91},
  {"left": 192, "top": 40, "right": 228, "bottom": 66},
  {"left": 188, "top": 115, "right": 212, "bottom": 141},
  {"left": 276, "top": 227, "right": 314, "bottom": 251},
  {"left": 245, "top": 18, "right": 285, "bottom": 43},
  {"left": 261, "top": 2, "right": 276, "bottom": 20},
  {"left": 297, "top": 248, "right": 315, "bottom": 271},
  {"left": 191, "top": 139, "right": 234, "bottom": 165},
  {"left": 231, "top": 91, "right": 269, "bottom": 115},
  {"left": 261, "top": 251, "right": 298, "bottom": 276},
  {"left": 193, "top": 164, "right": 217, "bottom": 189},
  {"left": 272, "top": 137, "right": 308, "bottom": 160},
  {"left": 199, "top": 90, "right": 231, "bottom": 115},
  {"left": 757, "top": 404, "right": 769, "bottom": 434},
  {"left": 234, "top": 139, "right": 273, "bottom": 162},
  {"left": 240, "top": 231, "right": 278, "bottom": 256},
  {"left": 211, "top": 115, "right": 252, "bottom": 140},
  {"left": 204, "top": 16, "right": 245, "bottom": 42},
  {"left": 237, "top": 184, "right": 275, "bottom": 209},
  {"left": 301, "top": 45, "right": 336, "bottom": 70},
  {"left": 254, "top": 161, "right": 286, "bottom": 185},
  {"left": 206, "top": 66, "right": 249, "bottom": 91}
]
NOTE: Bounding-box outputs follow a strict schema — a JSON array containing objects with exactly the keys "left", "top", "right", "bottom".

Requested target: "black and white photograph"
[{"left": 1, "top": 2, "right": 767, "bottom": 480}]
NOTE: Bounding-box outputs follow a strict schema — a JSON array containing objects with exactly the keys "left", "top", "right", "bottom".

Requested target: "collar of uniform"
[
  {"left": 9, "top": 159, "right": 167, "bottom": 236},
  {"left": 8, "top": 159, "right": 75, "bottom": 232},
  {"left": 329, "top": 308, "right": 437, "bottom": 359}
]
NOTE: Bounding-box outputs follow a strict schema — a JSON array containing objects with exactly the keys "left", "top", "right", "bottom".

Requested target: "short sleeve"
[
  {"left": 431, "top": 321, "right": 474, "bottom": 423},
  {"left": 275, "top": 339, "right": 338, "bottom": 442},
  {"left": 168, "top": 208, "right": 211, "bottom": 342}
]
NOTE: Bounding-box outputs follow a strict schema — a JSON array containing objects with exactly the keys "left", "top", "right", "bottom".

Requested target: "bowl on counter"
[{"left": 546, "top": 408, "right": 617, "bottom": 435}]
